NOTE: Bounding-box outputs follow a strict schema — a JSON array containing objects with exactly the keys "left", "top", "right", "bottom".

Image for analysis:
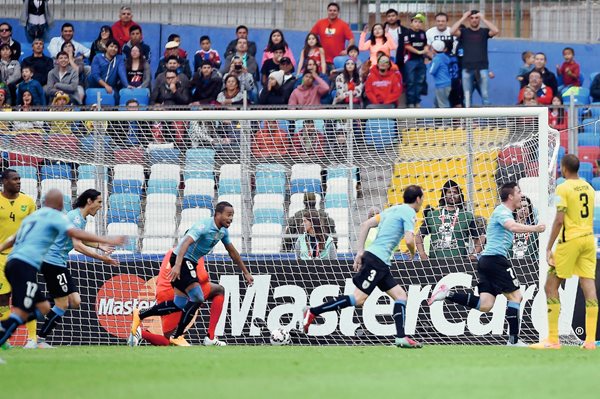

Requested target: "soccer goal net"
[{"left": 0, "top": 107, "right": 562, "bottom": 346}]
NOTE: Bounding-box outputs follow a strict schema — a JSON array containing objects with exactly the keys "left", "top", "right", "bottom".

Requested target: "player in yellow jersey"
[
  {"left": 531, "top": 154, "right": 598, "bottom": 350},
  {"left": 0, "top": 169, "right": 37, "bottom": 349}
]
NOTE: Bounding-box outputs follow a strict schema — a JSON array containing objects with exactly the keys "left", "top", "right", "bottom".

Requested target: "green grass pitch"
[{"left": 2, "top": 345, "right": 597, "bottom": 399}]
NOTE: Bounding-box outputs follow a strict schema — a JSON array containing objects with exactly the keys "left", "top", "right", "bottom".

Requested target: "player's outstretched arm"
[
  {"left": 0, "top": 235, "right": 16, "bottom": 253},
  {"left": 354, "top": 216, "right": 380, "bottom": 271},
  {"left": 72, "top": 238, "right": 118, "bottom": 266},
  {"left": 415, "top": 233, "right": 428, "bottom": 260},
  {"left": 404, "top": 231, "right": 416, "bottom": 259},
  {"left": 225, "top": 243, "right": 253, "bottom": 285},
  {"left": 503, "top": 219, "right": 546, "bottom": 234},
  {"left": 545, "top": 210, "right": 565, "bottom": 265},
  {"left": 67, "top": 229, "right": 126, "bottom": 247}
]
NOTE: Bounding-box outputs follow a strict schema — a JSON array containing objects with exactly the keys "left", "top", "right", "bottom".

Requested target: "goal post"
[{"left": 0, "top": 107, "right": 566, "bottom": 345}]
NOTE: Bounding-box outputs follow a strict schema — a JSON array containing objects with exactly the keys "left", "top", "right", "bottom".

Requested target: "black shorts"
[
  {"left": 477, "top": 255, "right": 520, "bottom": 296},
  {"left": 353, "top": 252, "right": 398, "bottom": 295},
  {"left": 41, "top": 262, "right": 78, "bottom": 298},
  {"left": 4, "top": 259, "right": 46, "bottom": 312},
  {"left": 169, "top": 252, "right": 199, "bottom": 293}
]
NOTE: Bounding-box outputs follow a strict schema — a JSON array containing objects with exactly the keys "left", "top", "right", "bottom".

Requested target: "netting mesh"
[{"left": 0, "top": 109, "right": 560, "bottom": 345}]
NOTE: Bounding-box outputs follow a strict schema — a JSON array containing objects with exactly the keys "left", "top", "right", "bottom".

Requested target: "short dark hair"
[
  {"left": 271, "top": 43, "right": 286, "bottom": 53},
  {"left": 106, "top": 39, "right": 120, "bottom": 48},
  {"left": 32, "top": 37, "right": 44, "bottom": 44},
  {"left": 0, "top": 22, "right": 12, "bottom": 32},
  {"left": 129, "top": 24, "right": 142, "bottom": 34},
  {"left": 403, "top": 185, "right": 423, "bottom": 204},
  {"left": 61, "top": 23, "right": 74, "bottom": 31},
  {"left": 236, "top": 25, "right": 248, "bottom": 33},
  {"left": 200, "top": 60, "right": 213, "bottom": 68},
  {"left": 435, "top": 12, "right": 448, "bottom": 20},
  {"left": 166, "top": 55, "right": 180, "bottom": 63},
  {"left": 327, "top": 2, "right": 340, "bottom": 11},
  {"left": 126, "top": 98, "right": 139, "bottom": 106},
  {"left": 215, "top": 201, "right": 233, "bottom": 214},
  {"left": 1, "top": 168, "right": 17, "bottom": 181},
  {"left": 386, "top": 9, "right": 398, "bottom": 16},
  {"left": 563, "top": 47, "right": 575, "bottom": 55},
  {"left": 168, "top": 33, "right": 180, "bottom": 42},
  {"left": 500, "top": 182, "right": 518, "bottom": 202},
  {"left": 56, "top": 51, "right": 68, "bottom": 59},
  {"left": 74, "top": 189, "right": 101, "bottom": 208},
  {"left": 200, "top": 35, "right": 210, "bottom": 43},
  {"left": 22, "top": 65, "right": 34, "bottom": 74},
  {"left": 535, "top": 52, "right": 546, "bottom": 60},
  {"left": 346, "top": 44, "right": 359, "bottom": 54},
  {"left": 561, "top": 153, "right": 580, "bottom": 174}
]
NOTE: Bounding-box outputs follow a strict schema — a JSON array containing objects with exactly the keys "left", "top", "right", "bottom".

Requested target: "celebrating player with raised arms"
[
  {"left": 428, "top": 182, "right": 546, "bottom": 346},
  {"left": 531, "top": 154, "right": 598, "bottom": 350},
  {"left": 303, "top": 185, "right": 425, "bottom": 348},
  {"left": 0, "top": 190, "right": 125, "bottom": 358},
  {"left": 130, "top": 201, "right": 253, "bottom": 344}
]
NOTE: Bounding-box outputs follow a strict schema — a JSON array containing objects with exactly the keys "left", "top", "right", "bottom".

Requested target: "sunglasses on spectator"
[{"left": 0, "top": 29, "right": 10, "bottom": 32}]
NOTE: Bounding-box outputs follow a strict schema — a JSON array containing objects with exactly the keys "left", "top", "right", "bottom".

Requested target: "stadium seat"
[
  {"left": 179, "top": 207, "right": 213, "bottom": 235},
  {"left": 256, "top": 162, "right": 286, "bottom": 176},
  {"left": 119, "top": 88, "right": 150, "bottom": 106},
  {"left": 594, "top": 217, "right": 600, "bottom": 235},
  {"left": 253, "top": 208, "right": 284, "bottom": 225},
  {"left": 219, "top": 164, "right": 242, "bottom": 180},
  {"left": 113, "top": 164, "right": 144, "bottom": 184},
  {"left": 253, "top": 194, "right": 284, "bottom": 210},
  {"left": 145, "top": 220, "right": 176, "bottom": 237},
  {"left": 114, "top": 147, "right": 146, "bottom": 165},
  {"left": 333, "top": 55, "right": 350, "bottom": 71},
  {"left": 288, "top": 193, "right": 321, "bottom": 217},
  {"left": 183, "top": 178, "right": 215, "bottom": 197},
  {"left": 141, "top": 237, "right": 174, "bottom": 254},
  {"left": 146, "top": 193, "right": 177, "bottom": 206},
  {"left": 326, "top": 177, "right": 357, "bottom": 198},
  {"left": 184, "top": 169, "right": 214, "bottom": 180},
  {"left": 112, "top": 179, "right": 143, "bottom": 195},
  {"left": 255, "top": 176, "right": 286, "bottom": 194},
  {"left": 578, "top": 146, "right": 600, "bottom": 164},
  {"left": 150, "top": 163, "right": 181, "bottom": 183},
  {"left": 11, "top": 166, "right": 36, "bottom": 179},
  {"left": 595, "top": 191, "right": 600, "bottom": 207},
  {"left": 212, "top": 236, "right": 243, "bottom": 254},
  {"left": 107, "top": 209, "right": 140, "bottom": 225},
  {"left": 85, "top": 215, "right": 96, "bottom": 233},
  {"left": 149, "top": 147, "right": 181, "bottom": 165},
  {"left": 581, "top": 119, "right": 598, "bottom": 134},
  {"left": 326, "top": 208, "right": 350, "bottom": 235},
  {"left": 290, "top": 178, "right": 322, "bottom": 195},
  {"left": 182, "top": 194, "right": 213, "bottom": 211},
  {"left": 218, "top": 178, "right": 242, "bottom": 195},
  {"left": 47, "top": 134, "right": 79, "bottom": 158},
  {"left": 107, "top": 223, "right": 138, "bottom": 253},
  {"left": 291, "top": 163, "right": 321, "bottom": 181},
  {"left": 498, "top": 146, "right": 525, "bottom": 165},
  {"left": 109, "top": 193, "right": 142, "bottom": 214},
  {"left": 580, "top": 162, "right": 594, "bottom": 182},
  {"left": 9, "top": 134, "right": 44, "bottom": 166},
  {"left": 78, "top": 164, "right": 108, "bottom": 180},
  {"left": 251, "top": 223, "right": 282, "bottom": 254},
  {"left": 578, "top": 133, "right": 600, "bottom": 147},
  {"left": 592, "top": 178, "right": 600, "bottom": 191},
  {"left": 41, "top": 179, "right": 71, "bottom": 197},
  {"left": 147, "top": 179, "right": 178, "bottom": 195},
  {"left": 76, "top": 179, "right": 96, "bottom": 196},
  {"left": 145, "top": 202, "right": 177, "bottom": 219},
  {"left": 336, "top": 237, "right": 351, "bottom": 253},
  {"left": 562, "top": 94, "right": 590, "bottom": 105},
  {"left": 185, "top": 148, "right": 216, "bottom": 169},
  {"left": 20, "top": 178, "right": 38, "bottom": 199},
  {"left": 85, "top": 88, "right": 115, "bottom": 106},
  {"left": 80, "top": 134, "right": 113, "bottom": 154},
  {"left": 41, "top": 164, "right": 71, "bottom": 180},
  {"left": 218, "top": 194, "right": 242, "bottom": 212},
  {"left": 364, "top": 119, "right": 397, "bottom": 149},
  {"left": 293, "top": 120, "right": 325, "bottom": 133},
  {"left": 325, "top": 193, "right": 350, "bottom": 209},
  {"left": 327, "top": 166, "right": 358, "bottom": 181}
]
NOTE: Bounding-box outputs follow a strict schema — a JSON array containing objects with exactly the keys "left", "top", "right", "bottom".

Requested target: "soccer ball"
[
  {"left": 127, "top": 327, "right": 142, "bottom": 347},
  {"left": 270, "top": 327, "right": 291, "bottom": 346}
]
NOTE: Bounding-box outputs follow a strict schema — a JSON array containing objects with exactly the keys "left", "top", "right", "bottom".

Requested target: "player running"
[
  {"left": 0, "top": 190, "right": 125, "bottom": 356},
  {"left": 531, "top": 154, "right": 598, "bottom": 350},
  {"left": 0, "top": 169, "right": 38, "bottom": 349},
  {"left": 131, "top": 249, "right": 227, "bottom": 346},
  {"left": 34, "top": 189, "right": 118, "bottom": 348},
  {"left": 428, "top": 182, "right": 546, "bottom": 346},
  {"left": 303, "top": 185, "right": 425, "bottom": 348},
  {"left": 130, "top": 201, "right": 253, "bottom": 343}
]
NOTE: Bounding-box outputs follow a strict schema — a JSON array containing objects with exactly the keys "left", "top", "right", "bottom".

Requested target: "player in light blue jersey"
[
  {"left": 34, "top": 189, "right": 119, "bottom": 348},
  {"left": 131, "top": 201, "right": 253, "bottom": 344},
  {"left": 303, "top": 185, "right": 425, "bottom": 348},
  {"left": 0, "top": 190, "right": 125, "bottom": 352},
  {"left": 428, "top": 182, "right": 546, "bottom": 346}
]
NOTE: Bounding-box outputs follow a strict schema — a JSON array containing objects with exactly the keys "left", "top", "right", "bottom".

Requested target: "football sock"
[
  {"left": 208, "top": 294, "right": 224, "bottom": 340},
  {"left": 585, "top": 299, "right": 598, "bottom": 344},
  {"left": 0, "top": 305, "right": 9, "bottom": 321},
  {"left": 547, "top": 297, "right": 560, "bottom": 343},
  {"left": 172, "top": 301, "right": 202, "bottom": 338},
  {"left": 26, "top": 309, "right": 44, "bottom": 322},
  {"left": 311, "top": 295, "right": 356, "bottom": 316},
  {"left": 506, "top": 301, "right": 521, "bottom": 344},
  {"left": 141, "top": 330, "right": 170, "bottom": 346},
  {"left": 139, "top": 301, "right": 179, "bottom": 319},
  {"left": 446, "top": 290, "right": 481, "bottom": 310},
  {"left": 393, "top": 299, "right": 407, "bottom": 338},
  {"left": 38, "top": 306, "right": 66, "bottom": 339},
  {"left": 26, "top": 320, "right": 37, "bottom": 341},
  {"left": 0, "top": 314, "right": 23, "bottom": 346}
]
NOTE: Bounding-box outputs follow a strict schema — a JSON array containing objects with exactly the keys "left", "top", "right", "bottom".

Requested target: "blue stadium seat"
[
  {"left": 107, "top": 209, "right": 140, "bottom": 225},
  {"left": 253, "top": 208, "right": 284, "bottom": 225},
  {"left": 590, "top": 107, "right": 600, "bottom": 120},
  {"left": 365, "top": 119, "right": 397, "bottom": 149},
  {"left": 85, "top": 88, "right": 116, "bottom": 106},
  {"left": 578, "top": 132, "right": 600, "bottom": 146},
  {"left": 290, "top": 178, "right": 322, "bottom": 195},
  {"left": 149, "top": 148, "right": 181, "bottom": 165},
  {"left": 112, "top": 179, "right": 143, "bottom": 195},
  {"left": 109, "top": 193, "right": 142, "bottom": 214},
  {"left": 218, "top": 179, "right": 242, "bottom": 195},
  {"left": 562, "top": 94, "right": 590, "bottom": 105},
  {"left": 41, "top": 164, "right": 71, "bottom": 180},
  {"left": 327, "top": 166, "right": 358, "bottom": 181},
  {"left": 325, "top": 193, "right": 349, "bottom": 208},
  {"left": 183, "top": 170, "right": 214, "bottom": 180},
  {"left": 333, "top": 55, "right": 350, "bottom": 71},
  {"left": 579, "top": 162, "right": 594, "bottom": 182},
  {"left": 147, "top": 179, "right": 178, "bottom": 195},
  {"left": 592, "top": 178, "right": 600, "bottom": 191},
  {"left": 591, "top": 72, "right": 599, "bottom": 83},
  {"left": 185, "top": 148, "right": 215, "bottom": 170},
  {"left": 11, "top": 166, "right": 37, "bottom": 179},
  {"left": 182, "top": 195, "right": 213, "bottom": 212},
  {"left": 78, "top": 164, "right": 109, "bottom": 180},
  {"left": 255, "top": 177, "right": 286, "bottom": 194},
  {"left": 80, "top": 134, "right": 114, "bottom": 153},
  {"left": 594, "top": 217, "right": 600, "bottom": 235},
  {"left": 581, "top": 119, "right": 598, "bottom": 134},
  {"left": 119, "top": 88, "right": 150, "bottom": 106},
  {"left": 255, "top": 163, "right": 286, "bottom": 180}
]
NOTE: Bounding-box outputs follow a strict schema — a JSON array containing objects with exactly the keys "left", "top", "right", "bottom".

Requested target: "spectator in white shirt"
[{"left": 47, "top": 22, "right": 90, "bottom": 59}]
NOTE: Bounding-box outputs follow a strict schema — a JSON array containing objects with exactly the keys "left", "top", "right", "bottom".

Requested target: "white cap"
[
  {"left": 165, "top": 41, "right": 179, "bottom": 49},
  {"left": 431, "top": 40, "right": 446, "bottom": 53},
  {"left": 269, "top": 70, "right": 285, "bottom": 86}
]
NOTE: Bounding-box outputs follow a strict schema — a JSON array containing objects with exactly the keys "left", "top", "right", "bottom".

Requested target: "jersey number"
[
  {"left": 579, "top": 193, "right": 590, "bottom": 218},
  {"left": 24, "top": 281, "right": 38, "bottom": 308},
  {"left": 57, "top": 273, "right": 68, "bottom": 292},
  {"left": 186, "top": 260, "right": 197, "bottom": 278},
  {"left": 9, "top": 212, "right": 15, "bottom": 222}
]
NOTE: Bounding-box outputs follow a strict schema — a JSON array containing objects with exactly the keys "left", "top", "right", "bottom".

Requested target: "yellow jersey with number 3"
[
  {"left": 555, "top": 178, "right": 594, "bottom": 242},
  {"left": 0, "top": 193, "right": 37, "bottom": 255}
]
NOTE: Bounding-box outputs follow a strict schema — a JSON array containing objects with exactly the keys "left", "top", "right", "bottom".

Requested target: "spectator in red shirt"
[
  {"left": 252, "top": 120, "right": 289, "bottom": 159},
  {"left": 291, "top": 119, "right": 325, "bottom": 159},
  {"left": 310, "top": 2, "right": 355, "bottom": 67},
  {"left": 556, "top": 47, "right": 580, "bottom": 88},
  {"left": 548, "top": 95, "right": 568, "bottom": 131},
  {"left": 517, "top": 70, "right": 552, "bottom": 105},
  {"left": 364, "top": 55, "right": 402, "bottom": 108},
  {"left": 112, "top": 6, "right": 137, "bottom": 48}
]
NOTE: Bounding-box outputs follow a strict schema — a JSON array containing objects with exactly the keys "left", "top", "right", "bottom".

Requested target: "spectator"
[
  {"left": 261, "top": 29, "right": 296, "bottom": 68},
  {"left": 45, "top": 51, "right": 82, "bottom": 104},
  {"left": 0, "top": 87, "right": 11, "bottom": 131},
  {"left": 310, "top": 2, "right": 354, "bottom": 67},
  {"left": 556, "top": 47, "right": 580, "bottom": 88},
  {"left": 88, "top": 39, "right": 128, "bottom": 95},
  {"left": 284, "top": 192, "right": 336, "bottom": 251},
  {"left": 190, "top": 60, "right": 222, "bottom": 104},
  {"left": 297, "top": 33, "right": 327, "bottom": 75},
  {"left": 16, "top": 65, "right": 45, "bottom": 106},
  {"left": 216, "top": 74, "right": 244, "bottom": 106},
  {"left": 279, "top": 57, "right": 297, "bottom": 104},
  {"left": 260, "top": 45, "right": 285, "bottom": 87},
  {"left": 416, "top": 180, "right": 481, "bottom": 260},
  {"left": 221, "top": 38, "right": 258, "bottom": 78},
  {"left": 548, "top": 96, "right": 568, "bottom": 131},
  {"left": 295, "top": 209, "right": 337, "bottom": 260},
  {"left": 61, "top": 41, "right": 86, "bottom": 88},
  {"left": 359, "top": 23, "right": 397, "bottom": 65},
  {"left": 21, "top": 37, "right": 54, "bottom": 86},
  {"left": 521, "top": 52, "right": 558, "bottom": 98},
  {"left": 223, "top": 56, "right": 255, "bottom": 93},
  {"left": 252, "top": 119, "right": 289, "bottom": 159},
  {"left": 0, "top": 44, "right": 21, "bottom": 96},
  {"left": 509, "top": 195, "right": 538, "bottom": 260},
  {"left": 518, "top": 71, "right": 552, "bottom": 105},
  {"left": 122, "top": 25, "right": 151, "bottom": 63},
  {"left": 288, "top": 71, "right": 330, "bottom": 108},
  {"left": 13, "top": 90, "right": 45, "bottom": 132},
  {"left": 517, "top": 50, "right": 534, "bottom": 83},
  {"left": 451, "top": 10, "right": 499, "bottom": 107},
  {"left": 48, "top": 91, "right": 73, "bottom": 134},
  {"left": 155, "top": 56, "right": 191, "bottom": 89},
  {"left": 47, "top": 22, "right": 90, "bottom": 59},
  {"left": 332, "top": 44, "right": 362, "bottom": 76},
  {"left": 112, "top": 6, "right": 137, "bottom": 48},
  {"left": 108, "top": 99, "right": 152, "bottom": 146},
  {"left": 224, "top": 25, "right": 257, "bottom": 59},
  {"left": 0, "top": 22, "right": 21, "bottom": 61},
  {"left": 404, "top": 13, "right": 428, "bottom": 108},
  {"left": 519, "top": 85, "right": 538, "bottom": 106},
  {"left": 89, "top": 25, "right": 113, "bottom": 62},
  {"left": 291, "top": 119, "right": 326, "bottom": 159},
  {"left": 333, "top": 58, "right": 362, "bottom": 106},
  {"left": 125, "top": 45, "right": 151, "bottom": 89},
  {"left": 150, "top": 69, "right": 190, "bottom": 106},
  {"left": 426, "top": 12, "right": 457, "bottom": 56},
  {"left": 20, "top": 0, "right": 53, "bottom": 42},
  {"left": 592, "top": 73, "right": 600, "bottom": 103},
  {"left": 429, "top": 40, "right": 451, "bottom": 108},
  {"left": 155, "top": 42, "right": 192, "bottom": 79},
  {"left": 193, "top": 35, "right": 221, "bottom": 72},
  {"left": 384, "top": 9, "right": 409, "bottom": 73},
  {"left": 364, "top": 55, "right": 402, "bottom": 108},
  {"left": 258, "top": 70, "right": 287, "bottom": 105},
  {"left": 294, "top": 58, "right": 330, "bottom": 92},
  {"left": 165, "top": 33, "right": 188, "bottom": 60}
]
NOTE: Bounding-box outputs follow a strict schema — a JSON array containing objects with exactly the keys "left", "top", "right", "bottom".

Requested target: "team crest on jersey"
[
  {"left": 21, "top": 205, "right": 27, "bottom": 212},
  {"left": 362, "top": 281, "right": 370, "bottom": 290}
]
